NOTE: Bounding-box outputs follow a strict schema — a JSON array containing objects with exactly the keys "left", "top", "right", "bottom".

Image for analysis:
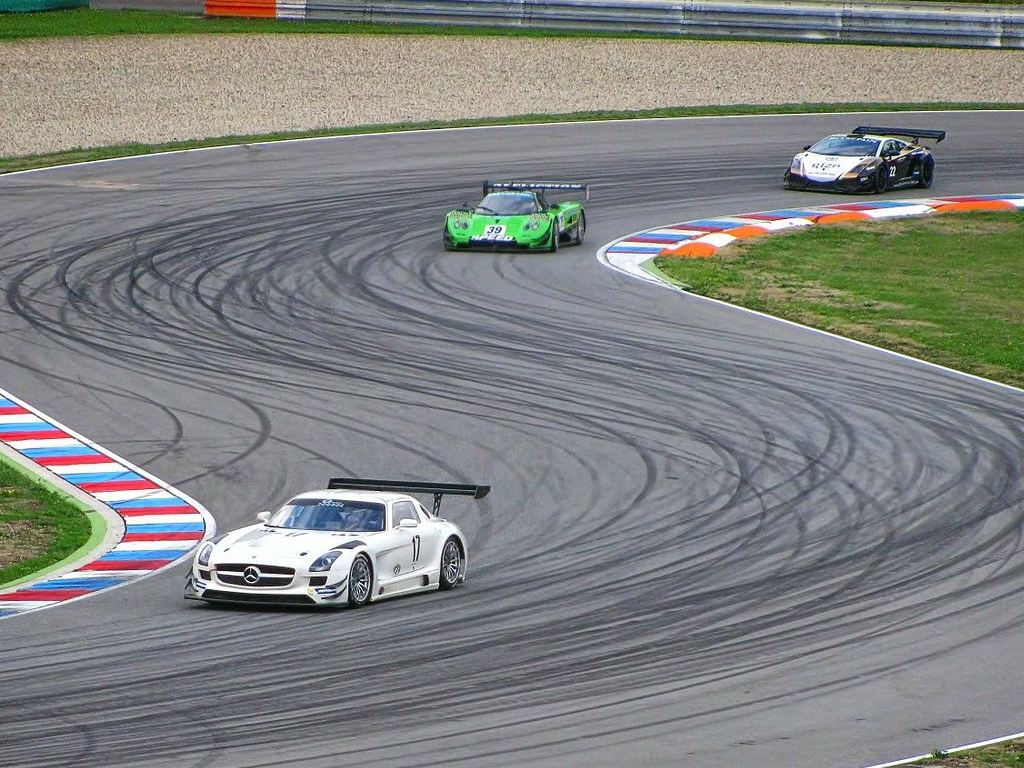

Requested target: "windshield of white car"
[
  {"left": 268, "top": 499, "right": 385, "bottom": 532},
  {"left": 808, "top": 136, "right": 880, "bottom": 157},
  {"left": 476, "top": 192, "right": 541, "bottom": 215}
]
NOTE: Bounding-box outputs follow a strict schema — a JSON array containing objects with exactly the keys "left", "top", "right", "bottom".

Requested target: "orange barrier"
[
  {"left": 206, "top": 0, "right": 275, "bottom": 17},
  {"left": 933, "top": 200, "right": 1018, "bottom": 213},
  {"left": 816, "top": 211, "right": 873, "bottom": 224},
  {"left": 660, "top": 242, "right": 718, "bottom": 258},
  {"left": 724, "top": 224, "right": 770, "bottom": 239}
]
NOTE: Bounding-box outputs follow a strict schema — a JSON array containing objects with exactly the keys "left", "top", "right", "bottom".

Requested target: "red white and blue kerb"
[
  {"left": 603, "top": 195, "right": 1024, "bottom": 265},
  {"left": 0, "top": 388, "right": 212, "bottom": 618}
]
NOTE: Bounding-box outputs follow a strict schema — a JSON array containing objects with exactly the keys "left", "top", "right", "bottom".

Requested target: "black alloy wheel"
[
  {"left": 873, "top": 165, "right": 889, "bottom": 194},
  {"left": 918, "top": 157, "right": 935, "bottom": 189}
]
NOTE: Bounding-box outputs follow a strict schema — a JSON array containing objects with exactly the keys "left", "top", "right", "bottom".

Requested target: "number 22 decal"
[
  {"left": 888, "top": 165, "right": 897, "bottom": 178},
  {"left": 411, "top": 535, "right": 421, "bottom": 562}
]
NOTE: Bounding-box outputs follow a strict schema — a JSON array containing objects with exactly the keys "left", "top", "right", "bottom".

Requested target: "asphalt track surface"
[{"left": 2, "top": 111, "right": 1024, "bottom": 768}]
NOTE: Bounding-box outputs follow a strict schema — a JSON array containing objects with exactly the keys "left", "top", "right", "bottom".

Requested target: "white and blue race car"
[
  {"left": 184, "top": 479, "right": 488, "bottom": 608},
  {"left": 784, "top": 125, "right": 945, "bottom": 193}
]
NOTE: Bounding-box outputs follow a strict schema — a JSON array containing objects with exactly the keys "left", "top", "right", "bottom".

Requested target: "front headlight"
[
  {"left": 309, "top": 550, "right": 342, "bottom": 572},
  {"left": 790, "top": 155, "right": 802, "bottom": 173},
  {"left": 197, "top": 542, "right": 214, "bottom": 567}
]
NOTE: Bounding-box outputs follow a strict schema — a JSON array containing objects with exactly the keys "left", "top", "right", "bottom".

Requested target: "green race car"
[{"left": 444, "top": 181, "right": 589, "bottom": 252}]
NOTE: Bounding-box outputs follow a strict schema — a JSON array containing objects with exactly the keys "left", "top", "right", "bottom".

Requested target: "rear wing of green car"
[
  {"left": 484, "top": 180, "right": 590, "bottom": 201},
  {"left": 851, "top": 126, "right": 946, "bottom": 143}
]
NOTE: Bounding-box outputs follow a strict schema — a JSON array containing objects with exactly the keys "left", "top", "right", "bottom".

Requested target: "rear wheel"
[
  {"left": 572, "top": 212, "right": 586, "bottom": 246},
  {"left": 438, "top": 537, "right": 464, "bottom": 591},
  {"left": 918, "top": 157, "right": 934, "bottom": 189},
  {"left": 347, "top": 554, "right": 372, "bottom": 607}
]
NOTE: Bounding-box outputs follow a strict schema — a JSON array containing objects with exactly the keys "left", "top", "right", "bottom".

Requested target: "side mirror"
[
  {"left": 549, "top": 203, "right": 561, "bottom": 210},
  {"left": 803, "top": 145, "right": 811, "bottom": 151},
  {"left": 257, "top": 510, "right": 272, "bottom": 523},
  {"left": 398, "top": 517, "right": 419, "bottom": 529}
]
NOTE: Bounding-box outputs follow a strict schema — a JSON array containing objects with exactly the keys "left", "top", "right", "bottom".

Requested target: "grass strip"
[
  {"left": 654, "top": 211, "right": 1024, "bottom": 388},
  {"left": 3, "top": 102, "right": 1023, "bottom": 175},
  {"left": 916, "top": 739, "right": 1024, "bottom": 766},
  {"left": 0, "top": 453, "right": 95, "bottom": 589}
]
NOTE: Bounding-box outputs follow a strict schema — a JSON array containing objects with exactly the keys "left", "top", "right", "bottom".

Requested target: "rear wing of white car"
[
  {"left": 851, "top": 126, "right": 946, "bottom": 143},
  {"left": 327, "top": 478, "right": 490, "bottom": 515},
  {"left": 484, "top": 180, "right": 590, "bottom": 201}
]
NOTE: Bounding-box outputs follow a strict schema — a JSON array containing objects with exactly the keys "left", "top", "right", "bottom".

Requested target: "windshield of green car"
[
  {"left": 477, "top": 192, "right": 541, "bottom": 215},
  {"left": 807, "top": 135, "right": 880, "bottom": 157},
  {"left": 268, "top": 498, "right": 385, "bottom": 532}
]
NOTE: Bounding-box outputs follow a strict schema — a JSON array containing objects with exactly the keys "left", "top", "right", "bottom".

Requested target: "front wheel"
[
  {"left": 438, "top": 537, "right": 465, "bottom": 591},
  {"left": 917, "top": 157, "right": 934, "bottom": 189},
  {"left": 873, "top": 165, "right": 889, "bottom": 194},
  {"left": 548, "top": 221, "right": 560, "bottom": 253},
  {"left": 572, "top": 212, "right": 586, "bottom": 246},
  {"left": 347, "top": 554, "right": 373, "bottom": 607}
]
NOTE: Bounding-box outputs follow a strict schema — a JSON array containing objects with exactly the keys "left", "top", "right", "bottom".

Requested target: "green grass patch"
[
  {"left": 655, "top": 211, "right": 1024, "bottom": 388},
  {"left": 915, "top": 738, "right": 1024, "bottom": 767},
  {"left": 0, "top": 455, "right": 93, "bottom": 588},
  {"left": 3, "top": 102, "right": 1023, "bottom": 175}
]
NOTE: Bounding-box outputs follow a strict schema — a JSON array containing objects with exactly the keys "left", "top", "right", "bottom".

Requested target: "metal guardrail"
[{"left": 282, "top": 0, "right": 1024, "bottom": 48}]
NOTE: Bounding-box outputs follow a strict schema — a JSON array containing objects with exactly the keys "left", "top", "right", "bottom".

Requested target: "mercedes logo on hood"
[{"left": 242, "top": 566, "right": 261, "bottom": 584}]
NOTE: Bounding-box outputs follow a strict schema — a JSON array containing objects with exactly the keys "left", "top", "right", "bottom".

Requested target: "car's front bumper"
[
  {"left": 184, "top": 567, "right": 349, "bottom": 607},
  {"left": 785, "top": 171, "right": 875, "bottom": 194},
  {"left": 447, "top": 238, "right": 547, "bottom": 251},
  {"left": 445, "top": 227, "right": 554, "bottom": 251}
]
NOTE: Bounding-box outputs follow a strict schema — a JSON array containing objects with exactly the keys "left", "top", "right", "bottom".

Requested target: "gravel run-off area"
[{"left": 2, "top": 34, "right": 1024, "bottom": 158}]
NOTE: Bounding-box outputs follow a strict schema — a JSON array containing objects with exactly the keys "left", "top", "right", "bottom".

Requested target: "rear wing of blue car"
[
  {"left": 484, "top": 180, "right": 590, "bottom": 201},
  {"left": 851, "top": 126, "right": 946, "bottom": 143},
  {"left": 327, "top": 478, "right": 490, "bottom": 515}
]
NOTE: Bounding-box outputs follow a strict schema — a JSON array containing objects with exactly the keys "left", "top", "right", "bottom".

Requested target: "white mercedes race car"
[
  {"left": 784, "top": 125, "right": 945, "bottom": 193},
  {"left": 184, "top": 479, "right": 489, "bottom": 608}
]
